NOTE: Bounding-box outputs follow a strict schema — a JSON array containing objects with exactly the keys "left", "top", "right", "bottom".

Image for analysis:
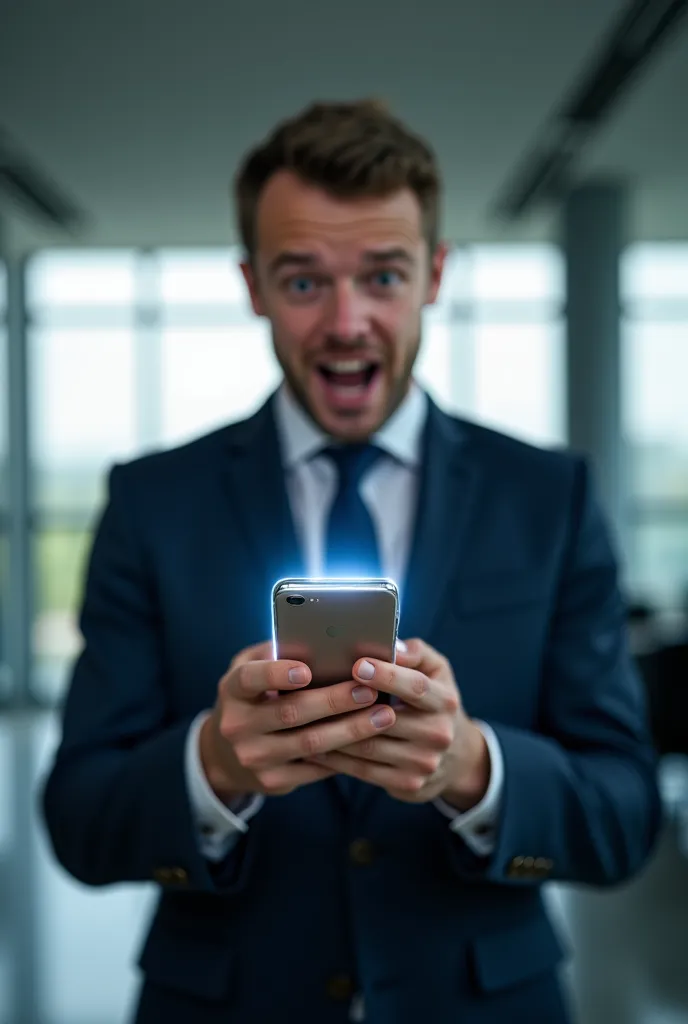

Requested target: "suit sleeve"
[
  {"left": 40, "top": 465, "right": 252, "bottom": 893},
  {"left": 447, "top": 458, "right": 662, "bottom": 887}
]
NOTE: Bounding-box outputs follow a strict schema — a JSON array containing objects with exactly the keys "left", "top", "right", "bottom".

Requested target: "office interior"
[{"left": 0, "top": 1, "right": 687, "bottom": 1021}]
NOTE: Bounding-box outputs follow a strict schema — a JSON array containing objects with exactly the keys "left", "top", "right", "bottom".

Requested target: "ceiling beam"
[
  {"left": 494, "top": 0, "right": 688, "bottom": 219},
  {"left": 0, "top": 128, "right": 86, "bottom": 232}
]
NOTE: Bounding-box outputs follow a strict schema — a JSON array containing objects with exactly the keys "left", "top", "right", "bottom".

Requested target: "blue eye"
[
  {"left": 372, "top": 269, "right": 402, "bottom": 288},
  {"left": 287, "top": 276, "right": 316, "bottom": 294}
]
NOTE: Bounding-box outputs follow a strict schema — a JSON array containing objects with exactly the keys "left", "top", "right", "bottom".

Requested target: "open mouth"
[{"left": 316, "top": 358, "right": 381, "bottom": 395}]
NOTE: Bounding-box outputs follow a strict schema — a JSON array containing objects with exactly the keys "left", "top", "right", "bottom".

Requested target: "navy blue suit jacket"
[{"left": 42, "top": 394, "right": 661, "bottom": 1024}]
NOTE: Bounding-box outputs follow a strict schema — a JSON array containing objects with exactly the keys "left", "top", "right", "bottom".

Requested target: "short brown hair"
[{"left": 233, "top": 99, "right": 442, "bottom": 262}]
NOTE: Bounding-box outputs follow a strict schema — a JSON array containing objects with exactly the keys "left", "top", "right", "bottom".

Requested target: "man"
[{"left": 42, "top": 99, "right": 661, "bottom": 1024}]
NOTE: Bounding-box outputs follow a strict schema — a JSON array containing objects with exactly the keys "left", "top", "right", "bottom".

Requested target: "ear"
[
  {"left": 240, "top": 259, "right": 266, "bottom": 317},
  {"left": 424, "top": 241, "right": 450, "bottom": 306}
]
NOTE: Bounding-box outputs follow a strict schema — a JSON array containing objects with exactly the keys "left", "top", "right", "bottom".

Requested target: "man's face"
[{"left": 241, "top": 170, "right": 447, "bottom": 441}]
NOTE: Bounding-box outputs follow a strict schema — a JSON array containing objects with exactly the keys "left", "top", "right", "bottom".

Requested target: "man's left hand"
[{"left": 307, "top": 639, "right": 491, "bottom": 809}]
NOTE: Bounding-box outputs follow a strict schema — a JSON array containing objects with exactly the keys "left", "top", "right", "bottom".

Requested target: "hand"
[
  {"left": 307, "top": 639, "right": 490, "bottom": 808},
  {"left": 199, "top": 641, "right": 397, "bottom": 801}
]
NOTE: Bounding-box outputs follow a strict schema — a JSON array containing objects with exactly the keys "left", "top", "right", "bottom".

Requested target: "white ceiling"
[{"left": 1, "top": 0, "right": 687, "bottom": 252}]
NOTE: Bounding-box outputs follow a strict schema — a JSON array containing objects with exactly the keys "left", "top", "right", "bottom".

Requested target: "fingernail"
[
  {"left": 371, "top": 707, "right": 394, "bottom": 729},
  {"left": 396, "top": 639, "right": 408, "bottom": 652},
  {"left": 357, "top": 660, "right": 375, "bottom": 680},
  {"left": 288, "top": 667, "right": 309, "bottom": 685},
  {"left": 352, "top": 685, "right": 376, "bottom": 704}
]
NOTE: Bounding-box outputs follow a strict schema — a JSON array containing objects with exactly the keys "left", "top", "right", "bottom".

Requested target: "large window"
[
  {"left": 26, "top": 244, "right": 564, "bottom": 703},
  {"left": 622, "top": 244, "right": 688, "bottom": 612},
  {"left": 433, "top": 245, "right": 565, "bottom": 446}
]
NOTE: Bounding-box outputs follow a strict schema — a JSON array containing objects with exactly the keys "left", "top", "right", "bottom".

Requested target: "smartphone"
[{"left": 272, "top": 578, "right": 399, "bottom": 690}]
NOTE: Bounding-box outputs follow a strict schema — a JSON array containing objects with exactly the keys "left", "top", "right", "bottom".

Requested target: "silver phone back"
[{"left": 272, "top": 578, "right": 399, "bottom": 686}]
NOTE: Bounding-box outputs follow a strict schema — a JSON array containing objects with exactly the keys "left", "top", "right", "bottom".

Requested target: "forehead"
[{"left": 254, "top": 170, "right": 424, "bottom": 261}]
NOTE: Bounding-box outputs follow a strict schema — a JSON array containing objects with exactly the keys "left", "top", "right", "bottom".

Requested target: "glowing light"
[{"left": 271, "top": 577, "right": 400, "bottom": 663}]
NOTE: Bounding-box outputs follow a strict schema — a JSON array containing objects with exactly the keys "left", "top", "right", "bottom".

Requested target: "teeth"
[
  {"left": 322, "top": 359, "right": 370, "bottom": 373},
  {"left": 331, "top": 384, "right": 366, "bottom": 393}
]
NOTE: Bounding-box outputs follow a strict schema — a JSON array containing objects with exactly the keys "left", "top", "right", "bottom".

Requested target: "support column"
[
  {"left": 0, "top": 218, "right": 8, "bottom": 700},
  {"left": 2, "top": 227, "right": 39, "bottom": 1024},
  {"left": 6, "top": 249, "right": 32, "bottom": 708},
  {"left": 563, "top": 180, "right": 627, "bottom": 549}
]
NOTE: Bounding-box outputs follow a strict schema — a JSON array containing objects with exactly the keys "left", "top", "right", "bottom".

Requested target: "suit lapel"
[
  {"left": 400, "top": 400, "right": 481, "bottom": 644},
  {"left": 221, "top": 394, "right": 304, "bottom": 606},
  {"left": 352, "top": 401, "right": 482, "bottom": 814}
]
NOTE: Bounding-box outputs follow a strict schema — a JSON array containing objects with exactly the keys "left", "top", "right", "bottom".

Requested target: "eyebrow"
[
  {"left": 268, "top": 252, "right": 319, "bottom": 276},
  {"left": 361, "top": 248, "right": 415, "bottom": 265},
  {"left": 268, "top": 247, "right": 416, "bottom": 276}
]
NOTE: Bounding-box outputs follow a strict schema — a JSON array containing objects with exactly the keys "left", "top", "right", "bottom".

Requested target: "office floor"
[
  {"left": 552, "top": 814, "right": 688, "bottom": 1024},
  {"left": 1, "top": 713, "right": 687, "bottom": 1024}
]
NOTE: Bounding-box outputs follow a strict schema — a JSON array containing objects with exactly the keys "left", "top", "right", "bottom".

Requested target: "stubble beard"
[{"left": 273, "top": 327, "right": 422, "bottom": 441}]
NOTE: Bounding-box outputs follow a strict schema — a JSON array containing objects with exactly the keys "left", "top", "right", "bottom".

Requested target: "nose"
[{"left": 324, "top": 279, "right": 369, "bottom": 342}]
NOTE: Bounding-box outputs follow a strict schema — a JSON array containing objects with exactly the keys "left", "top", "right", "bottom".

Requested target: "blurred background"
[{"left": 1, "top": 0, "right": 687, "bottom": 1021}]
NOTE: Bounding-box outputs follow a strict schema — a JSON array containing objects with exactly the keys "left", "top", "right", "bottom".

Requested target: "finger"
[
  {"left": 273, "top": 640, "right": 311, "bottom": 664},
  {"left": 351, "top": 658, "right": 455, "bottom": 713},
  {"left": 256, "top": 760, "right": 336, "bottom": 796},
  {"left": 235, "top": 704, "right": 396, "bottom": 768},
  {"left": 384, "top": 708, "right": 454, "bottom": 751},
  {"left": 394, "top": 640, "right": 421, "bottom": 669},
  {"left": 246, "top": 641, "right": 276, "bottom": 662},
  {"left": 230, "top": 640, "right": 274, "bottom": 670},
  {"left": 225, "top": 658, "right": 312, "bottom": 701},
  {"left": 394, "top": 638, "right": 446, "bottom": 676},
  {"left": 254, "top": 680, "right": 380, "bottom": 734},
  {"left": 338, "top": 735, "right": 442, "bottom": 775},
  {"left": 308, "top": 751, "right": 427, "bottom": 797}
]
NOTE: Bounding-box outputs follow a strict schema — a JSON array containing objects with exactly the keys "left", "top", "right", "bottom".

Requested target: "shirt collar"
[{"left": 274, "top": 380, "right": 427, "bottom": 470}]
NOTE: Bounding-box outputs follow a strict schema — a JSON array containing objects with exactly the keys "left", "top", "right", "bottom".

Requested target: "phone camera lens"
[{"left": 286, "top": 595, "right": 305, "bottom": 606}]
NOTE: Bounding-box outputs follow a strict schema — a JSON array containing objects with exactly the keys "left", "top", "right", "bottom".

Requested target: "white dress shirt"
[{"left": 185, "top": 382, "right": 504, "bottom": 863}]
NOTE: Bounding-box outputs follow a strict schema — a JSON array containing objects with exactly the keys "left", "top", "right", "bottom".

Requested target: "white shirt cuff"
[
  {"left": 434, "top": 721, "right": 504, "bottom": 858},
  {"left": 184, "top": 711, "right": 265, "bottom": 862}
]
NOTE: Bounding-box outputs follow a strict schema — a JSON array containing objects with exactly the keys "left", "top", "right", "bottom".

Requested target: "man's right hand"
[{"left": 199, "top": 641, "right": 396, "bottom": 801}]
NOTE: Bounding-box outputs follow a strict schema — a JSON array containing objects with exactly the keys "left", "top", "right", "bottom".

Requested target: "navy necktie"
[{"left": 323, "top": 444, "right": 383, "bottom": 579}]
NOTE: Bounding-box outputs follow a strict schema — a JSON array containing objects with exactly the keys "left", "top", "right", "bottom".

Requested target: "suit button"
[
  {"left": 326, "top": 974, "right": 355, "bottom": 1001},
  {"left": 153, "top": 866, "right": 188, "bottom": 886},
  {"left": 507, "top": 855, "right": 524, "bottom": 876},
  {"left": 349, "top": 838, "right": 375, "bottom": 866},
  {"left": 535, "top": 857, "right": 554, "bottom": 875}
]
